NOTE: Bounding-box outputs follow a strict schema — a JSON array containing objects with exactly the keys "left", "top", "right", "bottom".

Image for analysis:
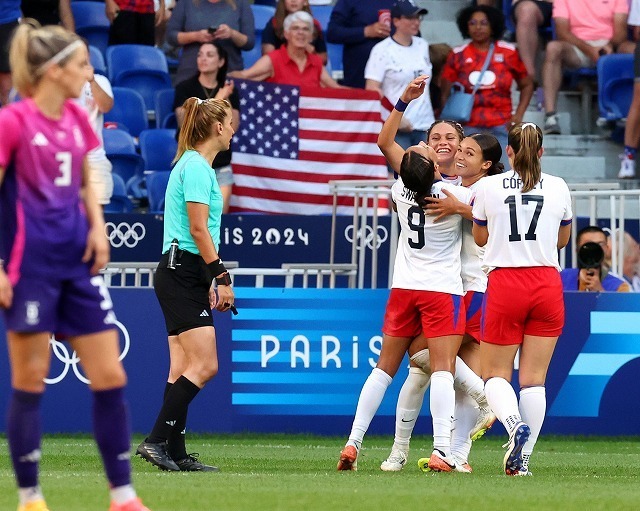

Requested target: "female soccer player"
[
  {"left": 0, "top": 21, "right": 151, "bottom": 511},
  {"left": 136, "top": 97, "right": 235, "bottom": 472},
  {"left": 472, "top": 122, "right": 572, "bottom": 476},
  {"left": 337, "top": 75, "right": 473, "bottom": 472}
]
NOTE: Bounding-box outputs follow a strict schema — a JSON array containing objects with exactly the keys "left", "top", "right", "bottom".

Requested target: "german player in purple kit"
[
  {"left": 0, "top": 22, "right": 151, "bottom": 511},
  {"left": 472, "top": 122, "right": 572, "bottom": 477}
]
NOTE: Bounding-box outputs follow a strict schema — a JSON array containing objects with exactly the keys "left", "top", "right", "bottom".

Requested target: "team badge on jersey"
[{"left": 25, "top": 301, "right": 41, "bottom": 326}]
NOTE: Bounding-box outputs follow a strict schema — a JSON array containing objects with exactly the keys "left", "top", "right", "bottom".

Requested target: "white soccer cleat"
[
  {"left": 380, "top": 447, "right": 408, "bottom": 472},
  {"left": 470, "top": 406, "right": 496, "bottom": 441},
  {"left": 453, "top": 455, "right": 473, "bottom": 473}
]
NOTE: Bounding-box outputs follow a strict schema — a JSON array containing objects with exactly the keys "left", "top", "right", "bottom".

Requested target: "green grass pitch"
[{"left": 1, "top": 434, "right": 639, "bottom": 511}]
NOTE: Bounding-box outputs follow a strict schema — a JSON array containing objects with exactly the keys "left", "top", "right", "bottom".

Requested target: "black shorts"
[
  {"left": 0, "top": 20, "right": 19, "bottom": 73},
  {"left": 635, "top": 42, "right": 640, "bottom": 80},
  {"left": 108, "top": 10, "right": 155, "bottom": 46},
  {"left": 512, "top": 0, "right": 553, "bottom": 30},
  {"left": 154, "top": 250, "right": 214, "bottom": 336}
]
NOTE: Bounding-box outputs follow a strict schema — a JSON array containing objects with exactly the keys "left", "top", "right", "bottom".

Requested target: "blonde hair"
[
  {"left": 174, "top": 97, "right": 232, "bottom": 164},
  {"left": 507, "top": 122, "right": 543, "bottom": 193},
  {"left": 10, "top": 20, "right": 82, "bottom": 98}
]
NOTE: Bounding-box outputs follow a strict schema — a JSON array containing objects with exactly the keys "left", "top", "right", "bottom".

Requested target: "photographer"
[{"left": 560, "top": 226, "right": 631, "bottom": 292}]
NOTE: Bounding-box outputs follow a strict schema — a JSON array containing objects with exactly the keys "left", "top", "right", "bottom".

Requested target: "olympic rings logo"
[
  {"left": 105, "top": 222, "right": 146, "bottom": 248},
  {"left": 44, "top": 317, "right": 131, "bottom": 385},
  {"left": 344, "top": 225, "right": 389, "bottom": 250}
]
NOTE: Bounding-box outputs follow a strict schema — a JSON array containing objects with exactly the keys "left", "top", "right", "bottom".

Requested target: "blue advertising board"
[{"left": 0, "top": 289, "right": 639, "bottom": 435}]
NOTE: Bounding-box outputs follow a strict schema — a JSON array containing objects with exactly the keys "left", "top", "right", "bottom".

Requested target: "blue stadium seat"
[
  {"left": 598, "top": 53, "right": 635, "bottom": 122},
  {"left": 72, "top": 1, "right": 110, "bottom": 59},
  {"left": 106, "top": 45, "right": 173, "bottom": 112},
  {"left": 311, "top": 4, "right": 332, "bottom": 31},
  {"left": 104, "top": 173, "right": 134, "bottom": 213},
  {"left": 139, "top": 129, "right": 177, "bottom": 172},
  {"left": 242, "top": 32, "right": 263, "bottom": 69},
  {"left": 104, "top": 87, "right": 149, "bottom": 137},
  {"left": 89, "top": 45, "right": 106, "bottom": 77},
  {"left": 103, "top": 129, "right": 146, "bottom": 197},
  {"left": 146, "top": 170, "right": 172, "bottom": 214},
  {"left": 327, "top": 42, "right": 343, "bottom": 77},
  {"left": 155, "top": 88, "right": 177, "bottom": 129},
  {"left": 251, "top": 4, "right": 276, "bottom": 32}
]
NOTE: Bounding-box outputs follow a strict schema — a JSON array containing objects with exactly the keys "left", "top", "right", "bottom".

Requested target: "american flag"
[{"left": 230, "top": 80, "right": 389, "bottom": 214}]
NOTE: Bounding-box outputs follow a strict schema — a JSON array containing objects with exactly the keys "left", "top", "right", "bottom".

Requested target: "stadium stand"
[
  {"left": 139, "top": 129, "right": 177, "bottom": 173},
  {"left": 72, "top": 1, "right": 110, "bottom": 59},
  {"left": 146, "top": 170, "right": 172, "bottom": 214},
  {"left": 89, "top": 45, "right": 107, "bottom": 77},
  {"left": 104, "top": 173, "right": 135, "bottom": 213},
  {"left": 104, "top": 87, "right": 149, "bottom": 137},
  {"left": 597, "top": 53, "right": 635, "bottom": 123},
  {"left": 154, "top": 89, "right": 178, "bottom": 129}
]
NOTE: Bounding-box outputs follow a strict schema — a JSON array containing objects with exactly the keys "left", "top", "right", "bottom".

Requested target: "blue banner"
[{"left": 0, "top": 289, "right": 639, "bottom": 435}]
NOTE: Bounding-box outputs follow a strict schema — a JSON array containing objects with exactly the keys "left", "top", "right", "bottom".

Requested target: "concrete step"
[
  {"left": 419, "top": 0, "right": 467, "bottom": 48},
  {"left": 540, "top": 155, "right": 606, "bottom": 182}
]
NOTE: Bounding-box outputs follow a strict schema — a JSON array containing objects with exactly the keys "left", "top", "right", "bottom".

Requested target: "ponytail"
[{"left": 508, "top": 122, "right": 543, "bottom": 193}]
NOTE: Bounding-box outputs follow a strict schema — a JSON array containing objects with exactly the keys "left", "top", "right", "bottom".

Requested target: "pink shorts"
[
  {"left": 464, "top": 291, "right": 484, "bottom": 343},
  {"left": 481, "top": 267, "right": 564, "bottom": 345},
  {"left": 382, "top": 288, "right": 466, "bottom": 339}
]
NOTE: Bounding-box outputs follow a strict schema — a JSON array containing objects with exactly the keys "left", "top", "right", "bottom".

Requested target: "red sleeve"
[
  {"left": 441, "top": 50, "right": 458, "bottom": 83},
  {"left": 0, "top": 107, "right": 22, "bottom": 169},
  {"left": 507, "top": 48, "right": 528, "bottom": 82}
]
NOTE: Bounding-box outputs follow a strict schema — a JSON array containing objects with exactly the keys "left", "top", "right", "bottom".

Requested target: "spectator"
[
  {"left": 174, "top": 42, "right": 240, "bottom": 213},
  {"left": 441, "top": 4, "right": 533, "bottom": 164},
  {"left": 606, "top": 229, "right": 640, "bottom": 291},
  {"left": 167, "top": 0, "right": 254, "bottom": 85},
  {"left": 542, "top": 0, "right": 634, "bottom": 135},
  {"left": 76, "top": 53, "right": 115, "bottom": 209},
  {"left": 21, "top": 0, "right": 75, "bottom": 31},
  {"left": 327, "top": 0, "right": 394, "bottom": 88},
  {"left": 0, "top": 1, "right": 20, "bottom": 107},
  {"left": 619, "top": 0, "right": 640, "bottom": 179},
  {"left": 511, "top": 0, "right": 554, "bottom": 81},
  {"left": 364, "top": 0, "right": 432, "bottom": 156},
  {"left": 262, "top": 0, "right": 327, "bottom": 64},
  {"left": 228, "top": 11, "right": 341, "bottom": 88},
  {"left": 560, "top": 226, "right": 631, "bottom": 292},
  {"left": 105, "top": 0, "right": 163, "bottom": 46},
  {"left": 155, "top": 0, "right": 176, "bottom": 48}
]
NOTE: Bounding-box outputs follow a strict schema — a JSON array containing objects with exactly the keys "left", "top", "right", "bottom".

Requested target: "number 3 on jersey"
[
  {"left": 54, "top": 151, "right": 72, "bottom": 186},
  {"left": 505, "top": 194, "right": 544, "bottom": 242}
]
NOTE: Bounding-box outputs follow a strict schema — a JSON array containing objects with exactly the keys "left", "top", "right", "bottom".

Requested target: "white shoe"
[
  {"left": 380, "top": 447, "right": 408, "bottom": 471},
  {"left": 543, "top": 114, "right": 561, "bottom": 135},
  {"left": 470, "top": 406, "right": 496, "bottom": 441},
  {"left": 618, "top": 156, "right": 636, "bottom": 179},
  {"left": 453, "top": 455, "right": 473, "bottom": 473}
]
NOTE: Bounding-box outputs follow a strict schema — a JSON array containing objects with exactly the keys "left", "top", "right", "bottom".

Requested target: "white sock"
[
  {"left": 393, "top": 367, "right": 430, "bottom": 450},
  {"left": 410, "top": 349, "right": 432, "bottom": 377},
  {"left": 110, "top": 485, "right": 137, "bottom": 505},
  {"left": 18, "top": 487, "right": 44, "bottom": 505},
  {"left": 484, "top": 377, "right": 522, "bottom": 436},
  {"left": 454, "top": 356, "right": 487, "bottom": 407},
  {"left": 450, "top": 390, "right": 478, "bottom": 463},
  {"left": 519, "top": 386, "right": 546, "bottom": 457},
  {"left": 347, "top": 367, "right": 393, "bottom": 448},
  {"left": 430, "top": 371, "right": 455, "bottom": 456}
]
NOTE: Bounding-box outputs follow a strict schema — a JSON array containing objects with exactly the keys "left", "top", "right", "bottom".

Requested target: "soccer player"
[
  {"left": 0, "top": 21, "right": 151, "bottom": 511},
  {"left": 472, "top": 122, "right": 572, "bottom": 476},
  {"left": 337, "top": 75, "right": 473, "bottom": 472}
]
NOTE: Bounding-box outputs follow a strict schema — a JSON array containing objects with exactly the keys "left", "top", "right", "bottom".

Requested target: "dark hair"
[
  {"left": 576, "top": 225, "right": 606, "bottom": 246},
  {"left": 199, "top": 41, "right": 228, "bottom": 86},
  {"left": 456, "top": 5, "right": 505, "bottom": 40},
  {"left": 273, "top": 0, "right": 316, "bottom": 40},
  {"left": 400, "top": 151, "right": 436, "bottom": 208},
  {"left": 468, "top": 133, "right": 504, "bottom": 175},
  {"left": 508, "top": 122, "right": 543, "bottom": 193},
  {"left": 426, "top": 119, "right": 465, "bottom": 143}
]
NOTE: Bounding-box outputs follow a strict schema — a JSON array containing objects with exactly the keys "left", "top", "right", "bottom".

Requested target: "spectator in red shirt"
[
  {"left": 441, "top": 5, "right": 533, "bottom": 164},
  {"left": 105, "top": 0, "right": 163, "bottom": 46},
  {"left": 229, "top": 11, "right": 341, "bottom": 88}
]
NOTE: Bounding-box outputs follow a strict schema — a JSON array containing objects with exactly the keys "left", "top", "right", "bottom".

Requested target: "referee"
[{"left": 137, "top": 97, "right": 235, "bottom": 472}]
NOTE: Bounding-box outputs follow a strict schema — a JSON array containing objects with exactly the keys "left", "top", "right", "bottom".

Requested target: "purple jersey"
[{"left": 0, "top": 99, "right": 99, "bottom": 284}]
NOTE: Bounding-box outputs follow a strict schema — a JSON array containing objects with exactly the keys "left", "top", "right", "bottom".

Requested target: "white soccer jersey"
[
  {"left": 391, "top": 178, "right": 473, "bottom": 294},
  {"left": 364, "top": 36, "right": 434, "bottom": 131},
  {"left": 472, "top": 171, "right": 573, "bottom": 271},
  {"left": 461, "top": 179, "right": 487, "bottom": 292}
]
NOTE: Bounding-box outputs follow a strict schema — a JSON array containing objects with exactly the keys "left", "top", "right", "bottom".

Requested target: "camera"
[
  {"left": 577, "top": 241, "right": 604, "bottom": 270},
  {"left": 208, "top": 26, "right": 218, "bottom": 34}
]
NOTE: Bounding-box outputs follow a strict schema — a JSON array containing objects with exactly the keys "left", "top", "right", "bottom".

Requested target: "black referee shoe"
[
  {"left": 175, "top": 453, "right": 220, "bottom": 472},
  {"left": 136, "top": 441, "right": 180, "bottom": 471}
]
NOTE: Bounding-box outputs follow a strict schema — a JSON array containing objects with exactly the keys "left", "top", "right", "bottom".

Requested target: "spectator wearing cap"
[
  {"left": 229, "top": 11, "right": 341, "bottom": 88},
  {"left": 327, "top": 0, "right": 395, "bottom": 88},
  {"left": 365, "top": 1, "right": 434, "bottom": 157}
]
